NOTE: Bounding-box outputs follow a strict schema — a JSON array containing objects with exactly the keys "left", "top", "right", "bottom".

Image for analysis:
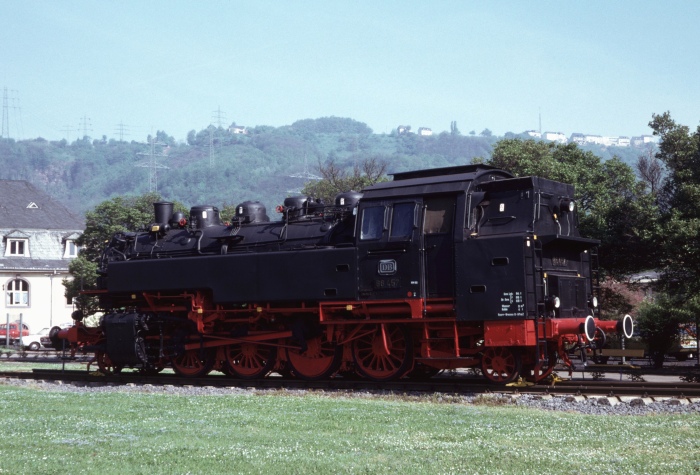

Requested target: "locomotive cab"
[{"left": 457, "top": 176, "right": 598, "bottom": 322}]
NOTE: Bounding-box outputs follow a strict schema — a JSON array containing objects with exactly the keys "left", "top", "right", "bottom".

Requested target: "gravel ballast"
[{"left": 2, "top": 376, "right": 700, "bottom": 416}]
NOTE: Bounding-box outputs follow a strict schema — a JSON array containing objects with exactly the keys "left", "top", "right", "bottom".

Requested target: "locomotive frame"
[{"left": 56, "top": 164, "right": 633, "bottom": 384}]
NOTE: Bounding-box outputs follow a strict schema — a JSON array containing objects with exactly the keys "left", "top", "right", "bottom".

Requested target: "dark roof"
[
  {"left": 361, "top": 167, "right": 513, "bottom": 200},
  {"left": 390, "top": 164, "right": 504, "bottom": 181},
  {"left": 0, "top": 181, "right": 84, "bottom": 230},
  {"left": 0, "top": 258, "right": 71, "bottom": 272}
]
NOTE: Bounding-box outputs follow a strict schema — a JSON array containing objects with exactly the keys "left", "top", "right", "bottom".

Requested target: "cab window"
[
  {"left": 424, "top": 197, "right": 454, "bottom": 234},
  {"left": 360, "top": 206, "right": 385, "bottom": 241},
  {"left": 389, "top": 203, "right": 416, "bottom": 240}
]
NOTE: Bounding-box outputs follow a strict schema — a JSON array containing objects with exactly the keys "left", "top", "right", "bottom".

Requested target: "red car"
[{"left": 0, "top": 322, "right": 30, "bottom": 344}]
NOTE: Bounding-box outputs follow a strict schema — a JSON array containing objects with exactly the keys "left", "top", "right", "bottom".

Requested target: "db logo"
[{"left": 378, "top": 259, "right": 397, "bottom": 275}]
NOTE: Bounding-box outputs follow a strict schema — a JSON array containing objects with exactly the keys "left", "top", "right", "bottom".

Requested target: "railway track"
[{"left": 2, "top": 366, "right": 700, "bottom": 402}]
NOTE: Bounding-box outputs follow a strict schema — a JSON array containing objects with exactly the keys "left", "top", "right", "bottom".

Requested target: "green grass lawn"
[{"left": 0, "top": 384, "right": 698, "bottom": 474}]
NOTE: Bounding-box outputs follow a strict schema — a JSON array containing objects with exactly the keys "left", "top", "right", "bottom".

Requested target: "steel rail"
[{"left": 2, "top": 369, "right": 700, "bottom": 400}]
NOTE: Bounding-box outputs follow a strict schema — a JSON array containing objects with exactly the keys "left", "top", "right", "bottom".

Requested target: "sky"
[{"left": 1, "top": 1, "right": 698, "bottom": 143}]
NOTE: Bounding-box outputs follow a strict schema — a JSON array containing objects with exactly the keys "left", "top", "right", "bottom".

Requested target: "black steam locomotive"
[{"left": 58, "top": 164, "right": 632, "bottom": 383}]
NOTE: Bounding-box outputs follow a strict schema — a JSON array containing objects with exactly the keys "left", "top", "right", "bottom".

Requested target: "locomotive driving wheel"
[
  {"left": 171, "top": 348, "right": 215, "bottom": 377},
  {"left": 286, "top": 335, "right": 342, "bottom": 380},
  {"left": 526, "top": 348, "right": 558, "bottom": 382},
  {"left": 352, "top": 324, "right": 413, "bottom": 382},
  {"left": 481, "top": 346, "right": 522, "bottom": 384},
  {"left": 223, "top": 342, "right": 275, "bottom": 379},
  {"left": 95, "top": 350, "right": 122, "bottom": 374}
]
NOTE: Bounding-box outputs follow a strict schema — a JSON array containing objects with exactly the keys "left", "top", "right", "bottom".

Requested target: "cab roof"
[{"left": 362, "top": 165, "right": 513, "bottom": 199}]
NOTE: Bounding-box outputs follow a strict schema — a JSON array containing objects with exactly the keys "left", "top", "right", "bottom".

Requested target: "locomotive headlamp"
[
  {"left": 588, "top": 295, "right": 598, "bottom": 308},
  {"left": 545, "top": 295, "right": 561, "bottom": 310},
  {"left": 559, "top": 198, "right": 575, "bottom": 213}
]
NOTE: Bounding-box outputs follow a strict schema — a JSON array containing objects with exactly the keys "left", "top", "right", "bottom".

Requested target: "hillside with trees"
[{"left": 0, "top": 117, "right": 640, "bottom": 220}]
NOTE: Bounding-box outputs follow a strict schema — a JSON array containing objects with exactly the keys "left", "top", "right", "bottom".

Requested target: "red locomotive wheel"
[
  {"left": 171, "top": 348, "right": 215, "bottom": 377},
  {"left": 481, "top": 347, "right": 522, "bottom": 384},
  {"left": 525, "top": 348, "right": 558, "bottom": 382},
  {"left": 223, "top": 342, "right": 275, "bottom": 379},
  {"left": 95, "top": 350, "right": 122, "bottom": 374},
  {"left": 286, "top": 335, "right": 342, "bottom": 380},
  {"left": 352, "top": 324, "right": 413, "bottom": 382}
]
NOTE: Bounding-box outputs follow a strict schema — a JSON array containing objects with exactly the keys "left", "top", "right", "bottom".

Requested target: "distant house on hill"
[
  {"left": 0, "top": 181, "right": 84, "bottom": 333},
  {"left": 570, "top": 133, "right": 585, "bottom": 145},
  {"left": 542, "top": 131, "right": 567, "bottom": 143},
  {"left": 397, "top": 125, "right": 411, "bottom": 135},
  {"left": 617, "top": 136, "right": 631, "bottom": 147},
  {"left": 417, "top": 127, "right": 433, "bottom": 136},
  {"left": 229, "top": 125, "right": 247, "bottom": 135},
  {"left": 631, "top": 135, "right": 657, "bottom": 148}
]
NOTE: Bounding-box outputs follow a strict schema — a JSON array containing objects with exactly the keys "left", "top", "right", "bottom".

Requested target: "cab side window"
[
  {"left": 424, "top": 197, "right": 454, "bottom": 234},
  {"left": 389, "top": 203, "right": 416, "bottom": 240},
  {"left": 360, "top": 206, "right": 385, "bottom": 241}
]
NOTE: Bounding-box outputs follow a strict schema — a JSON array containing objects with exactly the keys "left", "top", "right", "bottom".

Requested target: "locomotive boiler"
[{"left": 56, "top": 164, "right": 633, "bottom": 383}]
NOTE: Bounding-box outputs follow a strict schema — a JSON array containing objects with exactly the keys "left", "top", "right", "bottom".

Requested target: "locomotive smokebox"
[
  {"left": 190, "top": 205, "right": 221, "bottom": 228},
  {"left": 154, "top": 202, "right": 174, "bottom": 225}
]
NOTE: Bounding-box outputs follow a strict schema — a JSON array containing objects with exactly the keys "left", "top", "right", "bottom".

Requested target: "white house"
[
  {"left": 631, "top": 135, "right": 657, "bottom": 147},
  {"left": 542, "top": 131, "right": 567, "bottom": 143},
  {"left": 615, "top": 136, "right": 631, "bottom": 147},
  {"left": 229, "top": 125, "right": 247, "bottom": 135},
  {"left": 570, "top": 133, "right": 585, "bottom": 145},
  {"left": 417, "top": 127, "right": 433, "bottom": 136},
  {"left": 0, "top": 181, "right": 84, "bottom": 333}
]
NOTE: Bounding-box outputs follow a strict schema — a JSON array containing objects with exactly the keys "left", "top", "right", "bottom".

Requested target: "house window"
[
  {"left": 6, "top": 279, "right": 29, "bottom": 307},
  {"left": 64, "top": 240, "right": 79, "bottom": 258},
  {"left": 6, "top": 239, "right": 29, "bottom": 256}
]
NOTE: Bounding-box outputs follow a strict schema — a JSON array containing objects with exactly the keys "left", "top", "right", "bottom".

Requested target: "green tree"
[
  {"left": 302, "top": 157, "right": 388, "bottom": 204},
  {"left": 488, "top": 139, "right": 659, "bottom": 278},
  {"left": 649, "top": 112, "right": 700, "bottom": 296},
  {"left": 64, "top": 193, "right": 186, "bottom": 316},
  {"left": 635, "top": 294, "right": 694, "bottom": 367}
]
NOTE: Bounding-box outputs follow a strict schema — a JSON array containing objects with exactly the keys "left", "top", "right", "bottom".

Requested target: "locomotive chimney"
[{"left": 154, "top": 202, "right": 174, "bottom": 225}]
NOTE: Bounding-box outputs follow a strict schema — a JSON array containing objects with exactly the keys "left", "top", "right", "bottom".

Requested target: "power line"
[
  {"left": 212, "top": 106, "right": 227, "bottom": 128},
  {"left": 287, "top": 154, "right": 321, "bottom": 193},
  {"left": 209, "top": 126, "right": 215, "bottom": 167},
  {"left": 61, "top": 125, "right": 76, "bottom": 142},
  {"left": 10, "top": 90, "right": 23, "bottom": 140},
  {"left": 79, "top": 115, "right": 92, "bottom": 139},
  {"left": 1, "top": 87, "right": 9, "bottom": 139},
  {"left": 114, "top": 121, "right": 130, "bottom": 142},
  {"left": 136, "top": 136, "right": 169, "bottom": 192}
]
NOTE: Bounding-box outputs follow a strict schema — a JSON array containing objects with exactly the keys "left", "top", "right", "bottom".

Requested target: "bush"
[{"left": 635, "top": 294, "right": 691, "bottom": 367}]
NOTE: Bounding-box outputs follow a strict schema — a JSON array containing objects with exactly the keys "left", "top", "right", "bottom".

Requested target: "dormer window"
[
  {"left": 64, "top": 240, "right": 79, "bottom": 258},
  {"left": 6, "top": 238, "right": 29, "bottom": 257}
]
